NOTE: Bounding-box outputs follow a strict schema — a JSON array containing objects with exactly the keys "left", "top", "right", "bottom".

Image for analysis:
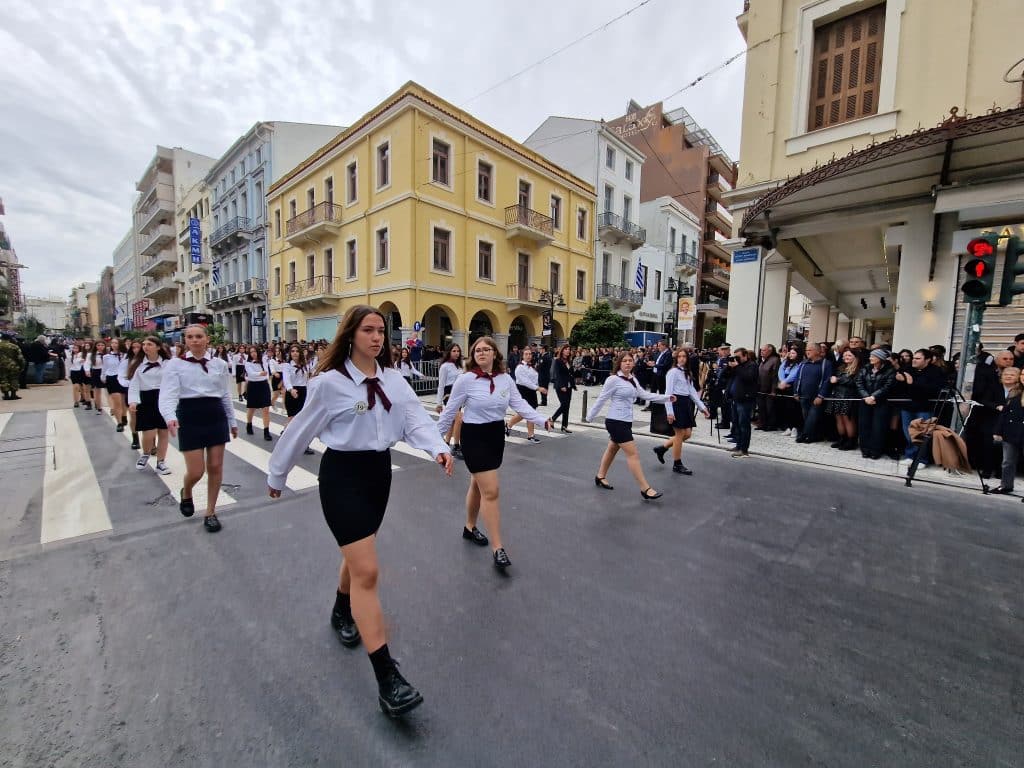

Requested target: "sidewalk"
[
  {"left": 0, "top": 379, "right": 74, "bottom": 414},
  {"left": 552, "top": 384, "right": 987, "bottom": 493}
]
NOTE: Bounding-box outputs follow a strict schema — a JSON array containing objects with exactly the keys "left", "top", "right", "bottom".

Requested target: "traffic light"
[
  {"left": 999, "top": 236, "right": 1024, "bottom": 306},
  {"left": 961, "top": 234, "right": 998, "bottom": 302}
]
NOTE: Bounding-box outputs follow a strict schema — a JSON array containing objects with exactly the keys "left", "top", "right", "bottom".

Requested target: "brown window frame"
[
  {"left": 432, "top": 140, "right": 450, "bottom": 186},
  {"left": 433, "top": 228, "right": 451, "bottom": 272}
]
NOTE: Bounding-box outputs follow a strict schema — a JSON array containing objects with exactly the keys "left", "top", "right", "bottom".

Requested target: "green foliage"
[
  {"left": 702, "top": 320, "right": 728, "bottom": 350},
  {"left": 207, "top": 323, "right": 228, "bottom": 346},
  {"left": 16, "top": 315, "right": 48, "bottom": 339},
  {"left": 569, "top": 302, "right": 629, "bottom": 348}
]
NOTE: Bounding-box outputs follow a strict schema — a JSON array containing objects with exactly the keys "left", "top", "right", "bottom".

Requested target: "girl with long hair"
[
  {"left": 438, "top": 336, "right": 552, "bottom": 570},
  {"left": 89, "top": 341, "right": 106, "bottom": 414},
  {"left": 585, "top": 352, "right": 674, "bottom": 500},
  {"left": 267, "top": 305, "right": 453, "bottom": 718},
  {"left": 827, "top": 349, "right": 861, "bottom": 450},
  {"left": 435, "top": 343, "right": 465, "bottom": 458},
  {"left": 505, "top": 347, "right": 544, "bottom": 442},
  {"left": 120, "top": 339, "right": 144, "bottom": 449},
  {"left": 102, "top": 338, "right": 128, "bottom": 430},
  {"left": 127, "top": 336, "right": 172, "bottom": 475},
  {"left": 243, "top": 345, "right": 273, "bottom": 441},
  {"left": 159, "top": 324, "right": 238, "bottom": 532},
  {"left": 549, "top": 344, "right": 576, "bottom": 433},
  {"left": 282, "top": 346, "right": 315, "bottom": 456},
  {"left": 652, "top": 349, "right": 709, "bottom": 475},
  {"left": 229, "top": 345, "right": 247, "bottom": 401},
  {"left": 69, "top": 342, "right": 88, "bottom": 409},
  {"left": 396, "top": 347, "right": 425, "bottom": 385}
]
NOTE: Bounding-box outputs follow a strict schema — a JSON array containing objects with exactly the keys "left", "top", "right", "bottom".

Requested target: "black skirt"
[
  {"left": 605, "top": 418, "right": 634, "bottom": 444},
  {"left": 319, "top": 449, "right": 392, "bottom": 546},
  {"left": 284, "top": 385, "right": 307, "bottom": 417},
  {"left": 90, "top": 368, "right": 103, "bottom": 387},
  {"left": 517, "top": 385, "right": 538, "bottom": 409},
  {"left": 235, "top": 364, "right": 246, "bottom": 383},
  {"left": 106, "top": 378, "right": 126, "bottom": 396},
  {"left": 460, "top": 420, "right": 506, "bottom": 473},
  {"left": 136, "top": 389, "right": 168, "bottom": 432},
  {"left": 245, "top": 379, "right": 271, "bottom": 409},
  {"left": 177, "top": 397, "right": 230, "bottom": 452},
  {"left": 70, "top": 369, "right": 86, "bottom": 385},
  {"left": 671, "top": 399, "right": 696, "bottom": 430},
  {"left": 442, "top": 384, "right": 453, "bottom": 405}
]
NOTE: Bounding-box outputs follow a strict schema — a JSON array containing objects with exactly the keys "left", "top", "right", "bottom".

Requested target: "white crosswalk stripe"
[
  {"left": 242, "top": 414, "right": 404, "bottom": 471},
  {"left": 0, "top": 412, "right": 13, "bottom": 439},
  {"left": 41, "top": 409, "right": 112, "bottom": 544}
]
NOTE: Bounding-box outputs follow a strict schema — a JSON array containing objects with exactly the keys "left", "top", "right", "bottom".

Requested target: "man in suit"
[{"left": 650, "top": 340, "right": 672, "bottom": 394}]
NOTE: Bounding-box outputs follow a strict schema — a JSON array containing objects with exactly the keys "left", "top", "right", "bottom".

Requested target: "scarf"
[
  {"left": 340, "top": 365, "right": 392, "bottom": 411},
  {"left": 471, "top": 367, "right": 496, "bottom": 393},
  {"left": 185, "top": 357, "right": 208, "bottom": 373},
  {"left": 143, "top": 361, "right": 161, "bottom": 372}
]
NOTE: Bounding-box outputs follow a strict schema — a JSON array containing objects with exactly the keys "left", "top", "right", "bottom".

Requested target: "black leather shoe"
[
  {"left": 462, "top": 526, "right": 488, "bottom": 546},
  {"left": 264, "top": 427, "right": 273, "bottom": 441},
  {"left": 560, "top": 427, "right": 572, "bottom": 434},
  {"left": 246, "top": 423, "right": 254, "bottom": 435},
  {"left": 330, "top": 610, "right": 361, "bottom": 647},
  {"left": 989, "top": 485, "right": 1013, "bottom": 494},
  {"left": 653, "top": 445, "right": 668, "bottom": 464},
  {"left": 641, "top": 488, "right": 663, "bottom": 501},
  {"left": 594, "top": 476, "right": 614, "bottom": 490},
  {"left": 672, "top": 464, "right": 692, "bottom": 475},
  {"left": 131, "top": 434, "right": 140, "bottom": 450},
  {"left": 203, "top": 514, "right": 222, "bottom": 533},
  {"left": 179, "top": 491, "right": 195, "bottom": 518},
  {"left": 378, "top": 662, "right": 423, "bottom": 718},
  {"left": 493, "top": 548, "right": 511, "bottom": 569},
  {"left": 115, "top": 424, "right": 124, "bottom": 433}
]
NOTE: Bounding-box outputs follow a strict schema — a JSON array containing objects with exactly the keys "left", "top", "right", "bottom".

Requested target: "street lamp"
[
  {"left": 662, "top": 277, "right": 679, "bottom": 346},
  {"left": 538, "top": 289, "right": 566, "bottom": 342}
]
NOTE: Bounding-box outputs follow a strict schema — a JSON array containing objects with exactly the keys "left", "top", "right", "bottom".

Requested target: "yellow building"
[{"left": 266, "top": 82, "right": 596, "bottom": 352}]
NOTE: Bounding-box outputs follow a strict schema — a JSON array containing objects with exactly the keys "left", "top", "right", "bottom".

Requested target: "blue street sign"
[
  {"left": 732, "top": 247, "right": 760, "bottom": 264},
  {"left": 413, "top": 321, "right": 422, "bottom": 331},
  {"left": 189, "top": 218, "right": 202, "bottom": 264}
]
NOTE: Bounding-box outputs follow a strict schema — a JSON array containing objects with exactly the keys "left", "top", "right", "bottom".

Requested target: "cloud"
[{"left": 1, "top": 0, "right": 745, "bottom": 299}]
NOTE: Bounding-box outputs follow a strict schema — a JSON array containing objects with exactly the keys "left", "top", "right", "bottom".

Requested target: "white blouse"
[
  {"left": 101, "top": 352, "right": 124, "bottom": 378},
  {"left": 514, "top": 363, "right": 539, "bottom": 391},
  {"left": 267, "top": 359, "right": 449, "bottom": 491},
  {"left": 116, "top": 356, "right": 132, "bottom": 388},
  {"left": 158, "top": 354, "right": 236, "bottom": 427},
  {"left": 665, "top": 367, "right": 708, "bottom": 413},
  {"left": 398, "top": 361, "right": 424, "bottom": 380},
  {"left": 282, "top": 361, "right": 311, "bottom": 390},
  {"left": 244, "top": 360, "right": 268, "bottom": 382},
  {"left": 127, "top": 358, "right": 165, "bottom": 404},
  {"left": 435, "top": 361, "right": 462, "bottom": 402},
  {"left": 586, "top": 373, "right": 672, "bottom": 423},
  {"left": 437, "top": 371, "right": 547, "bottom": 434},
  {"left": 69, "top": 353, "right": 85, "bottom": 372}
]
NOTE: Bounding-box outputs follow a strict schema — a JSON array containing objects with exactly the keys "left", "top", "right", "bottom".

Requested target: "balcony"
[
  {"left": 208, "top": 277, "right": 268, "bottom": 307},
  {"left": 709, "top": 152, "right": 734, "bottom": 181},
  {"left": 597, "top": 212, "right": 646, "bottom": 249},
  {"left": 707, "top": 172, "right": 730, "bottom": 202},
  {"left": 705, "top": 201, "right": 731, "bottom": 237},
  {"left": 210, "top": 216, "right": 254, "bottom": 251},
  {"left": 286, "top": 202, "right": 342, "bottom": 245},
  {"left": 504, "top": 204, "right": 554, "bottom": 245},
  {"left": 596, "top": 282, "right": 643, "bottom": 309},
  {"left": 674, "top": 252, "right": 699, "bottom": 275},
  {"left": 703, "top": 237, "right": 731, "bottom": 261},
  {"left": 284, "top": 275, "right": 343, "bottom": 310},
  {"left": 137, "top": 196, "right": 174, "bottom": 234},
  {"left": 139, "top": 250, "right": 177, "bottom": 277},
  {"left": 142, "top": 274, "right": 178, "bottom": 299},
  {"left": 139, "top": 224, "right": 176, "bottom": 257},
  {"left": 701, "top": 261, "right": 732, "bottom": 289},
  {"left": 697, "top": 299, "right": 728, "bottom": 317},
  {"left": 147, "top": 302, "right": 181, "bottom": 319},
  {"left": 503, "top": 284, "right": 563, "bottom": 311}
]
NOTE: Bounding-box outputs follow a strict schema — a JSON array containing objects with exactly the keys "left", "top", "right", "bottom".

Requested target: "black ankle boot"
[
  {"left": 130, "top": 432, "right": 140, "bottom": 450},
  {"left": 376, "top": 661, "right": 423, "bottom": 717},
  {"left": 330, "top": 594, "right": 361, "bottom": 648},
  {"left": 246, "top": 422, "right": 254, "bottom": 435},
  {"left": 673, "top": 461, "right": 693, "bottom": 475},
  {"left": 263, "top": 427, "right": 272, "bottom": 441}
]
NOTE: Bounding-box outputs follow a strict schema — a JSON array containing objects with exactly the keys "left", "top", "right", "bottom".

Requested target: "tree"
[
  {"left": 16, "top": 315, "right": 47, "bottom": 340},
  {"left": 569, "top": 302, "right": 629, "bottom": 348},
  {"left": 207, "top": 323, "right": 228, "bottom": 346},
  {"left": 702, "top": 320, "right": 728, "bottom": 350}
]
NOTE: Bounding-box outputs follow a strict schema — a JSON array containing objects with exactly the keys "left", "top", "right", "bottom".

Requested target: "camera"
[{"left": 727, "top": 355, "right": 738, "bottom": 363}]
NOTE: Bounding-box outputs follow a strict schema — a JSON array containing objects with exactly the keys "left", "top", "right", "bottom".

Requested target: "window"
[
  {"left": 288, "top": 261, "right": 296, "bottom": 286},
  {"left": 255, "top": 147, "right": 262, "bottom": 165},
  {"left": 654, "top": 270, "right": 662, "bottom": 300},
  {"left": 620, "top": 259, "right": 629, "bottom": 290},
  {"left": 549, "top": 262, "right": 561, "bottom": 295},
  {"left": 807, "top": 4, "right": 885, "bottom": 131},
  {"left": 550, "top": 195, "right": 562, "bottom": 229},
  {"left": 478, "top": 241, "right": 493, "bottom": 281},
  {"left": 669, "top": 227, "right": 677, "bottom": 252},
  {"left": 346, "top": 162, "right": 357, "bottom": 203},
  {"left": 603, "top": 184, "right": 614, "bottom": 214},
  {"left": 324, "top": 177, "right": 334, "bottom": 206},
  {"left": 477, "top": 161, "right": 493, "bottom": 203},
  {"left": 254, "top": 183, "right": 262, "bottom": 219},
  {"left": 433, "top": 228, "right": 451, "bottom": 271},
  {"left": 623, "top": 195, "right": 632, "bottom": 223},
  {"left": 681, "top": 233, "right": 688, "bottom": 255},
  {"left": 605, "top": 146, "right": 615, "bottom": 169},
  {"left": 576, "top": 269, "right": 586, "bottom": 301},
  {"left": 274, "top": 209, "right": 281, "bottom": 238},
  {"left": 377, "top": 142, "right": 390, "bottom": 188},
  {"left": 518, "top": 180, "right": 531, "bottom": 209},
  {"left": 346, "top": 240, "right": 357, "bottom": 279},
  {"left": 625, "top": 159, "right": 634, "bottom": 181},
  {"left": 641, "top": 266, "right": 649, "bottom": 296},
  {"left": 376, "top": 228, "right": 389, "bottom": 272},
  {"left": 307, "top": 254, "right": 315, "bottom": 286},
  {"left": 230, "top": 169, "right": 236, "bottom": 185},
  {"left": 324, "top": 248, "right": 334, "bottom": 282},
  {"left": 432, "top": 139, "right": 450, "bottom": 185},
  {"left": 602, "top": 252, "right": 611, "bottom": 283},
  {"left": 577, "top": 208, "right": 587, "bottom": 240},
  {"left": 288, "top": 199, "right": 296, "bottom": 220}
]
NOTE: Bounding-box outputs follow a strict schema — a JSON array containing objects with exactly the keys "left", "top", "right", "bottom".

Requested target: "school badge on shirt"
[{"left": 354, "top": 401, "right": 368, "bottom": 414}]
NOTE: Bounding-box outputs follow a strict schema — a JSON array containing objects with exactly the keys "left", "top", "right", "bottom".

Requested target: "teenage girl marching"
[
  {"left": 243, "top": 345, "right": 273, "bottom": 441},
  {"left": 127, "top": 335, "right": 172, "bottom": 475},
  {"left": 120, "top": 339, "right": 143, "bottom": 449},
  {"left": 652, "top": 348, "right": 710, "bottom": 476},
  {"left": 282, "top": 346, "right": 315, "bottom": 455},
  {"left": 437, "top": 335, "right": 551, "bottom": 570},
  {"left": 102, "top": 338, "right": 128, "bottom": 430},
  {"left": 267, "top": 305, "right": 453, "bottom": 718},
  {"left": 269, "top": 348, "right": 286, "bottom": 411},
  {"left": 434, "top": 343, "right": 464, "bottom": 458},
  {"left": 159, "top": 324, "right": 238, "bottom": 533},
  {"left": 584, "top": 351, "right": 674, "bottom": 500},
  {"left": 89, "top": 341, "right": 106, "bottom": 414},
  {"left": 69, "top": 342, "right": 90, "bottom": 409},
  {"left": 505, "top": 347, "right": 544, "bottom": 443},
  {"left": 230, "top": 345, "right": 247, "bottom": 401},
  {"left": 396, "top": 347, "right": 425, "bottom": 386}
]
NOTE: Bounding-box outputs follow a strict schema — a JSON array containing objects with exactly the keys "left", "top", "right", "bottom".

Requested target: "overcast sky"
[{"left": 1, "top": 0, "right": 746, "bottom": 299}]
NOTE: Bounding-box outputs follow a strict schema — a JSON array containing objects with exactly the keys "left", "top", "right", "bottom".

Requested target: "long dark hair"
[
  {"left": 443, "top": 343, "right": 463, "bottom": 368},
  {"left": 90, "top": 341, "right": 106, "bottom": 367},
  {"left": 315, "top": 305, "right": 392, "bottom": 376},
  {"left": 127, "top": 335, "right": 170, "bottom": 379}
]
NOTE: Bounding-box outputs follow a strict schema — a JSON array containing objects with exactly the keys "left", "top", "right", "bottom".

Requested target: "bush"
[{"left": 569, "top": 302, "right": 629, "bottom": 348}]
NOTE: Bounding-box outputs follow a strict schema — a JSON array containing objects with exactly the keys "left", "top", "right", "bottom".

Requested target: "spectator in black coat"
[
  {"left": 25, "top": 335, "right": 54, "bottom": 386},
  {"left": 896, "top": 348, "right": 946, "bottom": 462},
  {"left": 967, "top": 350, "right": 1011, "bottom": 478},
  {"left": 991, "top": 367, "right": 1024, "bottom": 493},
  {"left": 755, "top": 344, "right": 780, "bottom": 430},
  {"left": 728, "top": 348, "right": 758, "bottom": 457},
  {"left": 856, "top": 349, "right": 896, "bottom": 459}
]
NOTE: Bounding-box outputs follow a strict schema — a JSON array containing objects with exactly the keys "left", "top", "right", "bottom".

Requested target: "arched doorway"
[
  {"left": 550, "top": 319, "right": 566, "bottom": 345},
  {"left": 468, "top": 310, "right": 497, "bottom": 344},
  {"left": 508, "top": 315, "right": 534, "bottom": 351},
  {"left": 378, "top": 301, "right": 403, "bottom": 346},
  {"left": 421, "top": 304, "right": 459, "bottom": 349}
]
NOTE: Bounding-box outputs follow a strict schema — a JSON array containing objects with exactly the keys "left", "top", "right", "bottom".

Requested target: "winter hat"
[{"left": 870, "top": 348, "right": 889, "bottom": 361}]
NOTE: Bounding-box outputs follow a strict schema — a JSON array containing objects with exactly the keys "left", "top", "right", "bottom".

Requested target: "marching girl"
[
  {"left": 505, "top": 347, "right": 544, "bottom": 443},
  {"left": 584, "top": 351, "right": 674, "bottom": 500},
  {"left": 89, "top": 341, "right": 106, "bottom": 414},
  {"left": 127, "top": 336, "right": 172, "bottom": 475},
  {"left": 396, "top": 347, "right": 424, "bottom": 386},
  {"left": 282, "top": 346, "right": 315, "bottom": 456},
  {"left": 159, "top": 324, "right": 238, "bottom": 533},
  {"left": 267, "top": 305, "right": 453, "bottom": 718},
  {"left": 243, "top": 345, "right": 273, "bottom": 441},
  {"left": 434, "top": 343, "right": 464, "bottom": 459},
  {"left": 230, "top": 345, "right": 247, "bottom": 401},
  {"left": 652, "top": 348, "right": 710, "bottom": 476},
  {"left": 102, "top": 338, "right": 128, "bottom": 431},
  {"left": 269, "top": 349, "right": 286, "bottom": 411},
  {"left": 438, "top": 336, "right": 552, "bottom": 570},
  {"left": 69, "top": 342, "right": 89, "bottom": 409},
  {"left": 119, "top": 340, "right": 143, "bottom": 449}
]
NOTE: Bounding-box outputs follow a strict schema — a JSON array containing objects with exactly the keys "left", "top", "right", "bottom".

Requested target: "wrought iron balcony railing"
[
  {"left": 504, "top": 204, "right": 553, "bottom": 237},
  {"left": 286, "top": 202, "right": 342, "bottom": 237},
  {"left": 597, "top": 211, "right": 646, "bottom": 243},
  {"left": 210, "top": 216, "right": 253, "bottom": 246},
  {"left": 595, "top": 282, "right": 644, "bottom": 305},
  {"left": 284, "top": 275, "right": 344, "bottom": 301}
]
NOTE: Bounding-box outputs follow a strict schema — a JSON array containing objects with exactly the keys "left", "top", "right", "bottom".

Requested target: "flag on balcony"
[
  {"left": 212, "top": 263, "right": 221, "bottom": 286},
  {"left": 634, "top": 260, "right": 645, "bottom": 291}
]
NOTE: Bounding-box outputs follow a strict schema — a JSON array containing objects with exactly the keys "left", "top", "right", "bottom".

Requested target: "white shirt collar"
[{"left": 344, "top": 357, "right": 383, "bottom": 384}]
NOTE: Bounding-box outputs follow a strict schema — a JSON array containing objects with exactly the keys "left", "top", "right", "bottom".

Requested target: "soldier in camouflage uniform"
[{"left": 0, "top": 339, "right": 25, "bottom": 399}]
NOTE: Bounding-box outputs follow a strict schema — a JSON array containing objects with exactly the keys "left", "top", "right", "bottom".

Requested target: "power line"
[
  {"left": 465, "top": 0, "right": 660, "bottom": 103},
  {"left": 660, "top": 30, "right": 786, "bottom": 104}
]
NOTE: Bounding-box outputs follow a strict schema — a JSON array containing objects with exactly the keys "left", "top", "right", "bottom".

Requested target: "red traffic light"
[
  {"left": 971, "top": 260, "right": 989, "bottom": 278},
  {"left": 967, "top": 237, "right": 996, "bottom": 258}
]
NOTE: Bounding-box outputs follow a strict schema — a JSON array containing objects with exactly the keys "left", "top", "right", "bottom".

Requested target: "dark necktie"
[
  {"left": 143, "top": 362, "right": 160, "bottom": 372},
  {"left": 472, "top": 368, "right": 496, "bottom": 393},
  {"left": 621, "top": 375, "right": 637, "bottom": 389},
  {"left": 363, "top": 377, "right": 392, "bottom": 411},
  {"left": 185, "top": 357, "right": 208, "bottom": 373}
]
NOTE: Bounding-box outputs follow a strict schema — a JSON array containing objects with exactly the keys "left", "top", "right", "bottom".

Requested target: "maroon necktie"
[
  {"left": 472, "top": 368, "right": 496, "bottom": 393},
  {"left": 143, "top": 362, "right": 160, "bottom": 372},
  {"left": 621, "top": 375, "right": 637, "bottom": 389},
  {"left": 185, "top": 357, "right": 208, "bottom": 373},
  {"left": 363, "top": 377, "right": 392, "bottom": 412}
]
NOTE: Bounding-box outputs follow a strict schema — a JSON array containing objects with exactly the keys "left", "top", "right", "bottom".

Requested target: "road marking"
[
  {"left": 41, "top": 410, "right": 112, "bottom": 544},
  {"left": 225, "top": 435, "right": 319, "bottom": 490},
  {"left": 246, "top": 412, "right": 402, "bottom": 471},
  {"left": 0, "top": 412, "right": 13, "bottom": 439}
]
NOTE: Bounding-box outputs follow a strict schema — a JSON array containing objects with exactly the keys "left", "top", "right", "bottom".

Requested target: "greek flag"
[
  {"left": 212, "top": 263, "right": 221, "bottom": 286},
  {"left": 634, "top": 260, "right": 645, "bottom": 291}
]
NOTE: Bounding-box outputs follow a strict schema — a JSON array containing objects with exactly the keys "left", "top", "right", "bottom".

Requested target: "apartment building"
[
  {"left": 111, "top": 230, "right": 135, "bottom": 333},
  {"left": 638, "top": 196, "right": 702, "bottom": 343},
  {"left": 176, "top": 180, "right": 212, "bottom": 332}
]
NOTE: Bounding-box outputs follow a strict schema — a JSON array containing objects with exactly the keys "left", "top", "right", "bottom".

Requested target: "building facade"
[
  {"left": 0, "top": 221, "right": 25, "bottom": 327},
  {"left": 205, "top": 121, "right": 344, "bottom": 344},
  {"left": 727, "top": 0, "right": 1024, "bottom": 353},
  {"left": 638, "top": 196, "right": 702, "bottom": 342},
  {"left": 68, "top": 282, "right": 97, "bottom": 336},
  {"left": 19, "top": 296, "right": 68, "bottom": 332},
  {"left": 524, "top": 118, "right": 648, "bottom": 330},
  {"left": 111, "top": 230, "right": 136, "bottom": 333},
  {"left": 266, "top": 82, "right": 596, "bottom": 352}
]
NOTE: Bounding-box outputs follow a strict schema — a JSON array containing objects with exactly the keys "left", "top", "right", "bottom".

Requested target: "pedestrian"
[
  {"left": 537, "top": 345, "right": 552, "bottom": 406},
  {"left": 121, "top": 340, "right": 144, "bottom": 449},
  {"left": 727, "top": 348, "right": 758, "bottom": 457},
  {"left": 827, "top": 349, "right": 861, "bottom": 451},
  {"left": 102, "top": 338, "right": 128, "bottom": 432},
  {"left": 584, "top": 351, "right": 674, "bottom": 500},
  {"left": 126, "top": 335, "right": 172, "bottom": 475},
  {"left": 0, "top": 338, "right": 24, "bottom": 400},
  {"left": 159, "top": 324, "right": 238, "bottom": 532},
  {"left": 856, "top": 348, "right": 896, "bottom": 459},
  {"left": 269, "top": 348, "right": 285, "bottom": 411},
  {"left": 755, "top": 344, "right": 780, "bottom": 430},
  {"left": 243, "top": 345, "right": 273, "bottom": 441},
  {"left": 396, "top": 347, "right": 425, "bottom": 385},
  {"left": 89, "top": 340, "right": 106, "bottom": 414},
  {"left": 505, "top": 347, "right": 544, "bottom": 443},
  {"left": 990, "top": 366, "right": 1024, "bottom": 494},
  {"left": 549, "top": 343, "right": 576, "bottom": 433},
  {"left": 895, "top": 348, "right": 946, "bottom": 463},
  {"left": 434, "top": 343, "right": 464, "bottom": 459},
  {"left": 794, "top": 343, "right": 832, "bottom": 443},
  {"left": 282, "top": 346, "right": 316, "bottom": 456},
  {"left": 652, "top": 348, "right": 709, "bottom": 474},
  {"left": 69, "top": 342, "right": 88, "bottom": 408},
  {"left": 24, "top": 335, "right": 53, "bottom": 385},
  {"left": 650, "top": 339, "right": 672, "bottom": 395},
  {"left": 267, "top": 305, "right": 454, "bottom": 718},
  {"left": 437, "top": 335, "right": 551, "bottom": 570},
  {"left": 229, "top": 345, "right": 247, "bottom": 401}
]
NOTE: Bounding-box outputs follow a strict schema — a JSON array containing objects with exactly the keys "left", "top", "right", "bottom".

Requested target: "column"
[
  {"left": 492, "top": 332, "right": 509, "bottom": 359},
  {"left": 243, "top": 309, "right": 252, "bottom": 344},
  {"left": 827, "top": 308, "right": 840, "bottom": 342},
  {"left": 851, "top": 318, "right": 867, "bottom": 339},
  {"left": 807, "top": 302, "right": 831, "bottom": 343},
  {"left": 836, "top": 318, "right": 851, "bottom": 341},
  {"left": 450, "top": 330, "right": 468, "bottom": 351},
  {"left": 757, "top": 257, "right": 792, "bottom": 349},
  {"left": 890, "top": 211, "right": 957, "bottom": 352}
]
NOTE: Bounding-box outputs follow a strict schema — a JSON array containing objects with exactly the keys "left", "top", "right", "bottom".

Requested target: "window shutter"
[{"left": 808, "top": 3, "right": 885, "bottom": 131}]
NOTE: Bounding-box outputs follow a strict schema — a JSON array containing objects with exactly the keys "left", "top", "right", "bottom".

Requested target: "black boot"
[
  {"left": 672, "top": 461, "right": 693, "bottom": 475},
  {"left": 330, "top": 592, "right": 361, "bottom": 648},
  {"left": 246, "top": 422, "right": 254, "bottom": 435},
  {"left": 264, "top": 426, "right": 272, "bottom": 441},
  {"left": 131, "top": 432, "right": 140, "bottom": 450},
  {"left": 370, "top": 646, "right": 423, "bottom": 718}
]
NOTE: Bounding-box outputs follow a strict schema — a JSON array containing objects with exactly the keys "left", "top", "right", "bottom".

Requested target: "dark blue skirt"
[{"left": 177, "top": 397, "right": 230, "bottom": 452}]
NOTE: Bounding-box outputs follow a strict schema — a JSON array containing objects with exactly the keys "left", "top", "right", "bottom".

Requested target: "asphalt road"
[{"left": 1, "top": 406, "right": 1022, "bottom": 767}]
